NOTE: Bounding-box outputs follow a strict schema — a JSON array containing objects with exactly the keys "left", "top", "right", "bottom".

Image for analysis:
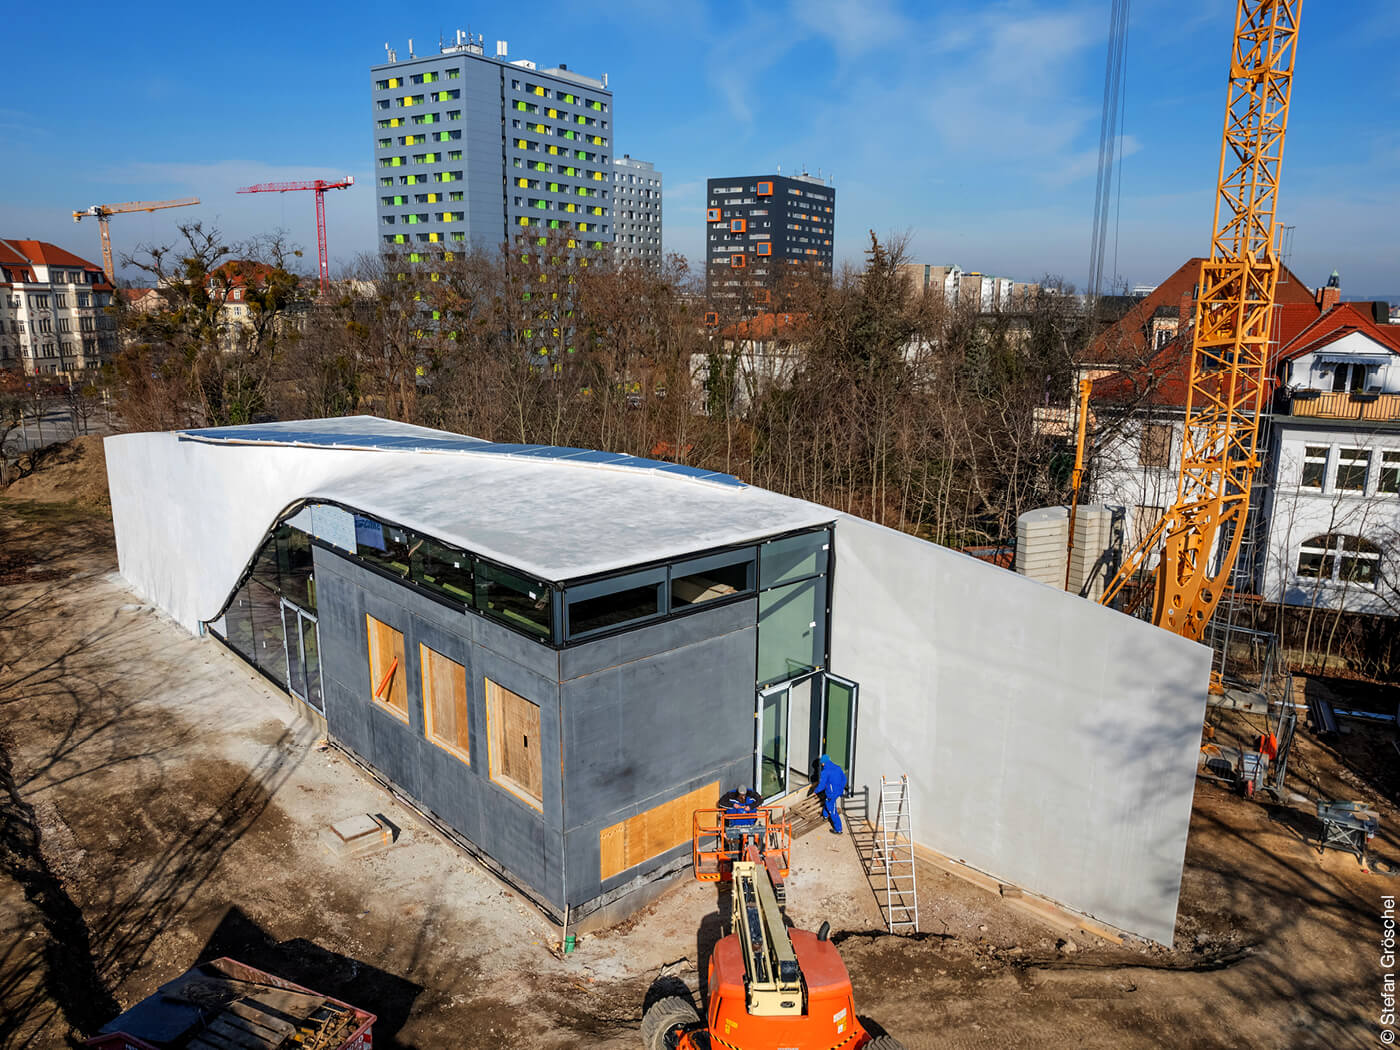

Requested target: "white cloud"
[{"left": 790, "top": 0, "right": 909, "bottom": 65}]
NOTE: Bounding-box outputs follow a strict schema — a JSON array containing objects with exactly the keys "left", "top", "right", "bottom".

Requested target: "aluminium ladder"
[{"left": 872, "top": 774, "right": 919, "bottom": 933}]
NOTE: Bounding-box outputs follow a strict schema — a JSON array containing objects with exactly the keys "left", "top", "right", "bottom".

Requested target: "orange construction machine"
[{"left": 641, "top": 806, "right": 903, "bottom": 1050}]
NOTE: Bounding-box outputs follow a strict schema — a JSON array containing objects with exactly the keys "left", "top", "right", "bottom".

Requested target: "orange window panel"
[
  {"left": 703, "top": 310, "right": 719, "bottom": 326},
  {"left": 756, "top": 289, "right": 771, "bottom": 304},
  {"left": 757, "top": 181, "right": 773, "bottom": 195},
  {"left": 730, "top": 218, "right": 746, "bottom": 233},
  {"left": 706, "top": 207, "right": 722, "bottom": 222},
  {"left": 756, "top": 243, "right": 771, "bottom": 256},
  {"left": 730, "top": 253, "right": 746, "bottom": 268}
]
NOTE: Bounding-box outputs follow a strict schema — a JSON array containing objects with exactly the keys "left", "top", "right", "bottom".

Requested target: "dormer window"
[{"left": 1330, "top": 361, "right": 1374, "bottom": 393}]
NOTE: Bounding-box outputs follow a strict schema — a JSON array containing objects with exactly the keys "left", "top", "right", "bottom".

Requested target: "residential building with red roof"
[
  {"left": 1085, "top": 261, "right": 1400, "bottom": 615},
  {"left": 0, "top": 239, "right": 117, "bottom": 375}
]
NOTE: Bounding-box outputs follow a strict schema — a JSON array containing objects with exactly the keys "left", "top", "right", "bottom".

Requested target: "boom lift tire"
[{"left": 641, "top": 995, "right": 699, "bottom": 1050}]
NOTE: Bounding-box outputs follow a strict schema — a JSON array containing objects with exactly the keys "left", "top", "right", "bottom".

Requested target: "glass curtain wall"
[
  {"left": 209, "top": 522, "right": 322, "bottom": 711},
  {"left": 755, "top": 530, "right": 830, "bottom": 688}
]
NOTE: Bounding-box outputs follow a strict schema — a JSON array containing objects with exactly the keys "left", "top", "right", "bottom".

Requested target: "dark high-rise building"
[{"left": 705, "top": 172, "right": 834, "bottom": 307}]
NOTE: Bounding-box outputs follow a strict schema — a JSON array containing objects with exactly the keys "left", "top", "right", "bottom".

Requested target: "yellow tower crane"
[
  {"left": 72, "top": 198, "right": 200, "bottom": 282},
  {"left": 1099, "top": 0, "right": 1302, "bottom": 641}
]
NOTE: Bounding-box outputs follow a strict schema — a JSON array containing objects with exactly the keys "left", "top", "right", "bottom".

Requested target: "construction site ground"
[{"left": 1, "top": 439, "right": 1393, "bottom": 1049}]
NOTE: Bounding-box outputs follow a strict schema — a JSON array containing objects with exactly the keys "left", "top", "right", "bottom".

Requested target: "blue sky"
[{"left": 3, "top": 0, "right": 1397, "bottom": 296}]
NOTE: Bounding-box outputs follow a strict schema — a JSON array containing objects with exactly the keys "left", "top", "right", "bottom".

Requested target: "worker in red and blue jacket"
[{"left": 814, "top": 755, "right": 846, "bottom": 834}]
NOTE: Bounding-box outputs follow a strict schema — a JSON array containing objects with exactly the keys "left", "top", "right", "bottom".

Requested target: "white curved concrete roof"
[{"left": 106, "top": 417, "right": 833, "bottom": 631}]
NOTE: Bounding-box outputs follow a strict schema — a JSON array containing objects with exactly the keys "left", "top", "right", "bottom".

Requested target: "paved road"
[{"left": 9, "top": 405, "right": 114, "bottom": 451}]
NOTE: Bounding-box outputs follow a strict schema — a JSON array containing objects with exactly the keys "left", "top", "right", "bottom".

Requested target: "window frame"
[
  {"left": 1300, "top": 445, "right": 1328, "bottom": 490},
  {"left": 421, "top": 644, "right": 470, "bottom": 764},
  {"left": 564, "top": 566, "right": 667, "bottom": 641},
  {"left": 1379, "top": 450, "right": 1400, "bottom": 495},
  {"left": 1335, "top": 447, "right": 1371, "bottom": 492},
  {"left": 1296, "top": 533, "right": 1383, "bottom": 588},
  {"left": 366, "top": 614, "right": 409, "bottom": 722},
  {"left": 484, "top": 678, "right": 544, "bottom": 810}
]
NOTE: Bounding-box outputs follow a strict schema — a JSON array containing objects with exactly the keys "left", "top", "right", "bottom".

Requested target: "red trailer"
[{"left": 83, "top": 957, "right": 375, "bottom": 1050}]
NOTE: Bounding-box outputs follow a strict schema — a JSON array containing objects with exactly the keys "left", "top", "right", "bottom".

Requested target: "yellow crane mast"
[
  {"left": 1100, "top": 0, "right": 1302, "bottom": 641},
  {"left": 72, "top": 198, "right": 200, "bottom": 282}
]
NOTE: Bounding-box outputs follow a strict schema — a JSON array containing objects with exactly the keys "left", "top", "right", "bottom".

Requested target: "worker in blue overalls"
[
  {"left": 718, "top": 787, "right": 764, "bottom": 849},
  {"left": 814, "top": 754, "right": 847, "bottom": 834}
]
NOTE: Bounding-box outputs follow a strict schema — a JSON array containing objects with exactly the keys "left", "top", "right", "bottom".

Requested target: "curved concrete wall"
[{"left": 830, "top": 514, "right": 1210, "bottom": 944}]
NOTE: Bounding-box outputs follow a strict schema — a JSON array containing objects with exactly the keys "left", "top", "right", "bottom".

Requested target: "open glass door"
[
  {"left": 281, "top": 599, "right": 307, "bottom": 702},
  {"left": 820, "top": 672, "right": 859, "bottom": 785},
  {"left": 756, "top": 683, "right": 790, "bottom": 800}
]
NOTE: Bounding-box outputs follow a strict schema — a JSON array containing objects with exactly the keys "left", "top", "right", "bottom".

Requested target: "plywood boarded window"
[
  {"left": 366, "top": 614, "right": 408, "bottom": 722},
  {"left": 599, "top": 781, "right": 719, "bottom": 882},
  {"left": 1138, "top": 422, "right": 1173, "bottom": 467},
  {"left": 485, "top": 679, "right": 542, "bottom": 808},
  {"left": 421, "top": 645, "right": 469, "bottom": 764}
]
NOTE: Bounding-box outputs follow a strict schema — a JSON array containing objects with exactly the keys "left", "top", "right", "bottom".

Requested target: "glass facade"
[
  {"left": 213, "top": 506, "right": 830, "bottom": 664},
  {"left": 208, "top": 522, "right": 322, "bottom": 712},
  {"left": 755, "top": 530, "right": 831, "bottom": 688}
]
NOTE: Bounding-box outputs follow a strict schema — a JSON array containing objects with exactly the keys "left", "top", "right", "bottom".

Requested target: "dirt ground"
[{"left": 1, "top": 442, "right": 1395, "bottom": 1049}]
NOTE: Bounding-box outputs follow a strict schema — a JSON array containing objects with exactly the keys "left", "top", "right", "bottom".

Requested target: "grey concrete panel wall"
[
  {"left": 559, "top": 597, "right": 756, "bottom": 680},
  {"left": 559, "top": 609, "right": 758, "bottom": 907},
  {"left": 829, "top": 514, "right": 1210, "bottom": 944},
  {"left": 312, "top": 546, "right": 567, "bottom": 908}
]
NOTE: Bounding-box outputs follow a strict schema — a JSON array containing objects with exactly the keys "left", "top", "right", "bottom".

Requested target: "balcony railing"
[{"left": 1287, "top": 389, "right": 1400, "bottom": 422}]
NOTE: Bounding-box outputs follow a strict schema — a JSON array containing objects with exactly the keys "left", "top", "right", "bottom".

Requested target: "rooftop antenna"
[
  {"left": 384, "top": 42, "right": 397, "bottom": 62},
  {"left": 408, "top": 37, "right": 415, "bottom": 58}
]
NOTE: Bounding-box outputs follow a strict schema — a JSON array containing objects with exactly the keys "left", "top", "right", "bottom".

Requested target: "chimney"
[{"left": 1317, "top": 269, "right": 1341, "bottom": 311}]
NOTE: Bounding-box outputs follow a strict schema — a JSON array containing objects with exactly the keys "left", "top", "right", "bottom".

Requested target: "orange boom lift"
[{"left": 640, "top": 806, "right": 903, "bottom": 1050}]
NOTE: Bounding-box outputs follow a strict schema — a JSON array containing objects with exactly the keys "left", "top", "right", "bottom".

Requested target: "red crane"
[{"left": 236, "top": 176, "right": 354, "bottom": 295}]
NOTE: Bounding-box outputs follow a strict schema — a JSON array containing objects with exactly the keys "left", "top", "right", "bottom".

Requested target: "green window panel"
[{"left": 451, "top": 231, "right": 465, "bottom": 240}]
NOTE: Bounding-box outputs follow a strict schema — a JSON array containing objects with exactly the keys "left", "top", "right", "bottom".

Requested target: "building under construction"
[{"left": 105, "top": 417, "right": 1208, "bottom": 942}]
